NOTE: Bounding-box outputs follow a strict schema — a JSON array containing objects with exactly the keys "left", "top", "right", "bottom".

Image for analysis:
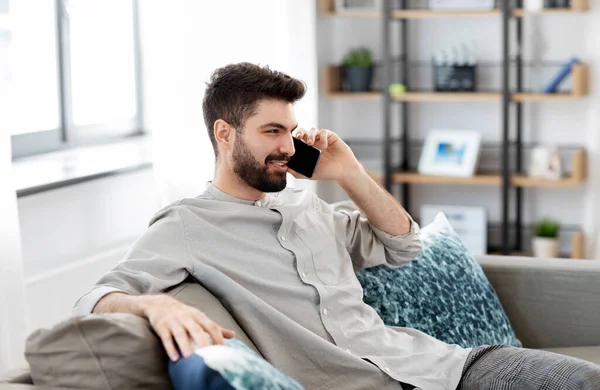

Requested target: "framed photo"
[
  {"left": 421, "top": 204, "right": 487, "bottom": 256},
  {"left": 418, "top": 129, "right": 481, "bottom": 177},
  {"left": 335, "top": 0, "right": 381, "bottom": 12},
  {"left": 529, "top": 146, "right": 562, "bottom": 180}
]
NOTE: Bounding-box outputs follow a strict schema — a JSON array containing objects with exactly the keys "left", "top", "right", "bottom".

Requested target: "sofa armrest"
[{"left": 477, "top": 255, "right": 600, "bottom": 349}]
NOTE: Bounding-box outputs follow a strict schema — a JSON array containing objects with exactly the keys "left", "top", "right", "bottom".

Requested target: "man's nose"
[{"left": 281, "top": 134, "right": 295, "bottom": 157}]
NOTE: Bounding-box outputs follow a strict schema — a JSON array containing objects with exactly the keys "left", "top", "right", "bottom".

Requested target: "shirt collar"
[{"left": 203, "top": 182, "right": 278, "bottom": 207}]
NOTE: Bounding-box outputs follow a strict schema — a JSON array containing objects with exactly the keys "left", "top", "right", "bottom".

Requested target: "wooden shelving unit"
[{"left": 320, "top": 0, "right": 590, "bottom": 258}]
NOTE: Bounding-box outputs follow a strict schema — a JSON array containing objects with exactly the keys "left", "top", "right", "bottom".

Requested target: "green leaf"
[{"left": 534, "top": 218, "right": 560, "bottom": 238}]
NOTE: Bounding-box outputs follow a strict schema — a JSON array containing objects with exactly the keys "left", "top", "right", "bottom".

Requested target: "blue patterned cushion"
[
  {"left": 356, "top": 212, "right": 521, "bottom": 349},
  {"left": 169, "top": 338, "right": 305, "bottom": 390}
]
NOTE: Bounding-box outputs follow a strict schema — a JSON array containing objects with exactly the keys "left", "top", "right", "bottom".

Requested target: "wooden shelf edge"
[
  {"left": 392, "top": 9, "right": 500, "bottom": 18},
  {"left": 369, "top": 147, "right": 587, "bottom": 188},
  {"left": 393, "top": 172, "right": 501, "bottom": 185},
  {"left": 391, "top": 92, "right": 500, "bottom": 102},
  {"left": 323, "top": 64, "right": 588, "bottom": 102},
  {"left": 324, "top": 92, "right": 381, "bottom": 100}
]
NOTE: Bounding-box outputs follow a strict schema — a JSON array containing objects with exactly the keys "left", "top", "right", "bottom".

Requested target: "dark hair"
[{"left": 202, "top": 62, "right": 306, "bottom": 159}]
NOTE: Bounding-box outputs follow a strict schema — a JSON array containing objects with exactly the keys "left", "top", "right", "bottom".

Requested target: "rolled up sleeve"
[
  {"left": 369, "top": 214, "right": 422, "bottom": 267},
  {"left": 332, "top": 200, "right": 422, "bottom": 271}
]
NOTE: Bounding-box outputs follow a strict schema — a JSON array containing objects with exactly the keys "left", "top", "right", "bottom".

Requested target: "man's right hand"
[{"left": 141, "top": 294, "right": 236, "bottom": 361}]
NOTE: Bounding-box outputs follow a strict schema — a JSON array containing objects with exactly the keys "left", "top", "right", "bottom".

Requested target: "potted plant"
[
  {"left": 532, "top": 218, "right": 560, "bottom": 258},
  {"left": 342, "top": 47, "right": 374, "bottom": 92}
]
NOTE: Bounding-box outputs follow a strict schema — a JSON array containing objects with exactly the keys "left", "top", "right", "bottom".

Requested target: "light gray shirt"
[{"left": 74, "top": 184, "right": 470, "bottom": 390}]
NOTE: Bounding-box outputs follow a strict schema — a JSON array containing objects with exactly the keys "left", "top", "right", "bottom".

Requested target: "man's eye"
[{"left": 267, "top": 129, "right": 279, "bottom": 134}]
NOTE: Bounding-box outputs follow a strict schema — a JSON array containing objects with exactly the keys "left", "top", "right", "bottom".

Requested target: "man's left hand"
[{"left": 289, "top": 128, "right": 362, "bottom": 183}]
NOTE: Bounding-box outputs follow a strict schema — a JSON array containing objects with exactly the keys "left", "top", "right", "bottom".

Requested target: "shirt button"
[
  {"left": 256, "top": 201, "right": 262, "bottom": 207},
  {"left": 281, "top": 236, "right": 286, "bottom": 242},
  {"left": 301, "top": 272, "right": 307, "bottom": 278},
  {"left": 384, "top": 367, "right": 391, "bottom": 373},
  {"left": 323, "top": 308, "right": 329, "bottom": 315},
  {"left": 345, "top": 348, "right": 351, "bottom": 354}
]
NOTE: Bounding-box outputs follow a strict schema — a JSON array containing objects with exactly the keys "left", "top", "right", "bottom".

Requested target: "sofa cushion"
[
  {"left": 540, "top": 346, "right": 600, "bottom": 366},
  {"left": 169, "top": 338, "right": 304, "bottom": 390},
  {"left": 25, "top": 313, "right": 173, "bottom": 390},
  {"left": 357, "top": 212, "right": 521, "bottom": 349},
  {"left": 165, "top": 281, "right": 261, "bottom": 356}
]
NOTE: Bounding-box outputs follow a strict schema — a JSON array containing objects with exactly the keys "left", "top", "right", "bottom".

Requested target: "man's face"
[{"left": 231, "top": 99, "right": 297, "bottom": 193}]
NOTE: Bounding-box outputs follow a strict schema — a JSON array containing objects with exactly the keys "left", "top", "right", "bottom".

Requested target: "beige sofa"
[{"left": 2, "top": 255, "right": 600, "bottom": 389}]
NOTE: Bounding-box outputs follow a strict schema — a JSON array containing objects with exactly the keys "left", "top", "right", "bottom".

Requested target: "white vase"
[
  {"left": 524, "top": 0, "right": 545, "bottom": 11},
  {"left": 532, "top": 237, "right": 559, "bottom": 258}
]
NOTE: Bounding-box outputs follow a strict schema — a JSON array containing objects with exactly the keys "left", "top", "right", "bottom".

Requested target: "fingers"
[
  {"left": 293, "top": 127, "right": 329, "bottom": 149},
  {"left": 221, "top": 328, "right": 236, "bottom": 339},
  {"left": 157, "top": 327, "right": 180, "bottom": 362},
  {"left": 171, "top": 322, "right": 194, "bottom": 359},
  {"left": 194, "top": 311, "right": 225, "bottom": 345},
  {"left": 183, "top": 318, "right": 211, "bottom": 350}
]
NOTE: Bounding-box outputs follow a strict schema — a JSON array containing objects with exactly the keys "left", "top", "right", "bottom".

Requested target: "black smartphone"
[{"left": 287, "top": 137, "right": 321, "bottom": 178}]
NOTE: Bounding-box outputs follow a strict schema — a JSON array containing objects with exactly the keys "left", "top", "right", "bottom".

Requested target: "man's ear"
[{"left": 214, "top": 119, "right": 233, "bottom": 149}]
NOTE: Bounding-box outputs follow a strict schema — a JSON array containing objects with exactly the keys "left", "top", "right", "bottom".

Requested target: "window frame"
[{"left": 11, "top": 0, "right": 145, "bottom": 160}]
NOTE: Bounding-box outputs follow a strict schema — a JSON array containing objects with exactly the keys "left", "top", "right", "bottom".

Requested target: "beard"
[{"left": 232, "top": 135, "right": 290, "bottom": 193}]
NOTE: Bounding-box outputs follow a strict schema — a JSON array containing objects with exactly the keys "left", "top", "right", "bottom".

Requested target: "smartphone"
[{"left": 287, "top": 137, "right": 321, "bottom": 178}]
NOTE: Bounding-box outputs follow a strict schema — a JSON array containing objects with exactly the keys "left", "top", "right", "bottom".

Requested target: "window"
[{"left": 9, "top": 0, "right": 143, "bottom": 159}]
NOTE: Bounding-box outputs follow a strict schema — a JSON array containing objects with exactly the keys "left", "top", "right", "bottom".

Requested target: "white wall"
[
  {"left": 0, "top": 133, "right": 28, "bottom": 376},
  {"left": 0, "top": 0, "right": 28, "bottom": 374},
  {"left": 18, "top": 169, "right": 160, "bottom": 331},
  {"left": 317, "top": 7, "right": 599, "bottom": 257}
]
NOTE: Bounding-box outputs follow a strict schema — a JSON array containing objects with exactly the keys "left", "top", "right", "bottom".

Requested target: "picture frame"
[
  {"left": 418, "top": 129, "right": 481, "bottom": 177},
  {"left": 335, "top": 0, "right": 381, "bottom": 13},
  {"left": 421, "top": 204, "right": 488, "bottom": 256},
  {"left": 528, "top": 146, "right": 562, "bottom": 180}
]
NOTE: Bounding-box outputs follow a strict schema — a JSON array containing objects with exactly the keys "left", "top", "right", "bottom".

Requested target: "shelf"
[
  {"left": 512, "top": 149, "right": 587, "bottom": 187},
  {"left": 324, "top": 92, "right": 381, "bottom": 100},
  {"left": 392, "top": 9, "right": 500, "bottom": 18},
  {"left": 392, "top": 171, "right": 501, "bottom": 185},
  {"left": 513, "top": 63, "right": 588, "bottom": 101},
  {"left": 368, "top": 148, "right": 586, "bottom": 188},
  {"left": 489, "top": 231, "right": 585, "bottom": 259},
  {"left": 392, "top": 92, "right": 500, "bottom": 102},
  {"left": 323, "top": 63, "right": 588, "bottom": 102},
  {"left": 321, "top": 0, "right": 589, "bottom": 18}
]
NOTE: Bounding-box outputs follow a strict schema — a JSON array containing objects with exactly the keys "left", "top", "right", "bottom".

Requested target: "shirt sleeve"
[
  {"left": 331, "top": 200, "right": 422, "bottom": 271},
  {"left": 72, "top": 206, "right": 193, "bottom": 316}
]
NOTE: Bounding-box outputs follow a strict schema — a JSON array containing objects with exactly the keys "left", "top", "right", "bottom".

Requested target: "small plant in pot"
[
  {"left": 342, "top": 47, "right": 374, "bottom": 92},
  {"left": 532, "top": 218, "right": 560, "bottom": 258}
]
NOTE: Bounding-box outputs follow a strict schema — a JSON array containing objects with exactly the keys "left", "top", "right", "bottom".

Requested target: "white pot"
[
  {"left": 532, "top": 237, "right": 559, "bottom": 258},
  {"left": 524, "top": 0, "right": 545, "bottom": 10}
]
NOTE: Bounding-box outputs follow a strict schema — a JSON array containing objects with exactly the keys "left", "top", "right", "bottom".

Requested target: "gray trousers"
[{"left": 402, "top": 345, "right": 600, "bottom": 390}]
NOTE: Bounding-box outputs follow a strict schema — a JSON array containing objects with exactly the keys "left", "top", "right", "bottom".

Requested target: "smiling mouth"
[{"left": 268, "top": 161, "right": 288, "bottom": 172}]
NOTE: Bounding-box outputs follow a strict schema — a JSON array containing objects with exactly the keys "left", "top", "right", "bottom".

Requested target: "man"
[{"left": 74, "top": 62, "right": 600, "bottom": 390}]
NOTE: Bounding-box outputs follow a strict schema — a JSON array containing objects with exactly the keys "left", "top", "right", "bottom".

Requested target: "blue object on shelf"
[{"left": 543, "top": 57, "right": 581, "bottom": 94}]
